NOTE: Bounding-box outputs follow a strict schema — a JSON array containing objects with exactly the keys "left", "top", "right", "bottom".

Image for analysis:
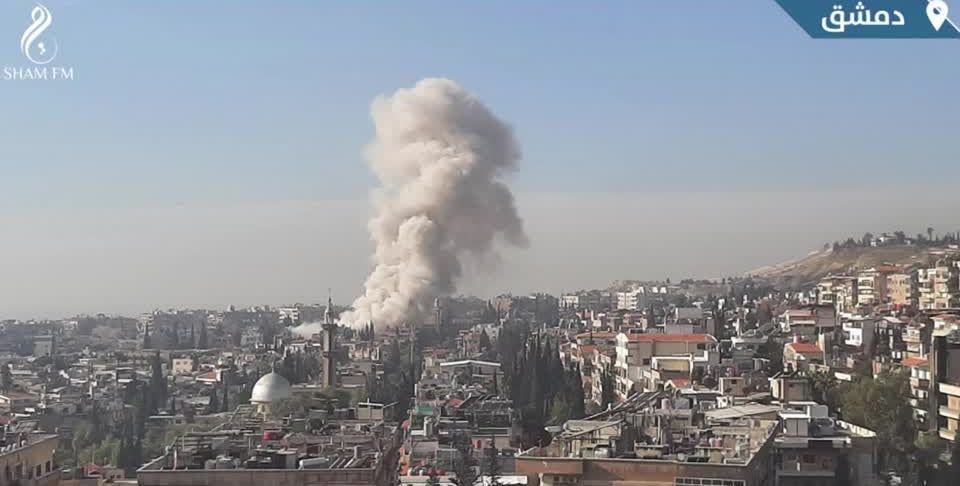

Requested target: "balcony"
[
  {"left": 938, "top": 382, "right": 960, "bottom": 398},
  {"left": 939, "top": 406, "right": 960, "bottom": 420}
]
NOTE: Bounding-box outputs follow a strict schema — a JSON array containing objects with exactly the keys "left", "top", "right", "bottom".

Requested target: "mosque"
[{"left": 250, "top": 294, "right": 338, "bottom": 415}]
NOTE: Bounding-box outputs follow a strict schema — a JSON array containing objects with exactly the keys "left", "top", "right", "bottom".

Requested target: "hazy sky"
[{"left": 1, "top": 1, "right": 958, "bottom": 319}]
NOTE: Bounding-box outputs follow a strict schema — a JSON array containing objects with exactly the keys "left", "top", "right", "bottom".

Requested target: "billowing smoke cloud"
[{"left": 341, "top": 78, "right": 528, "bottom": 330}]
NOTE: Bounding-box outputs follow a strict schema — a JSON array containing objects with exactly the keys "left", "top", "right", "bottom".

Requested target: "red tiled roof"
[
  {"left": 446, "top": 398, "right": 464, "bottom": 408},
  {"left": 576, "top": 332, "right": 617, "bottom": 339},
  {"left": 787, "top": 342, "right": 821, "bottom": 354},
  {"left": 901, "top": 357, "right": 928, "bottom": 368},
  {"left": 623, "top": 333, "right": 715, "bottom": 343}
]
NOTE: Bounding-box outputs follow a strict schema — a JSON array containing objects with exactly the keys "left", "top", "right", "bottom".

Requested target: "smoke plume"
[{"left": 341, "top": 78, "right": 528, "bottom": 330}]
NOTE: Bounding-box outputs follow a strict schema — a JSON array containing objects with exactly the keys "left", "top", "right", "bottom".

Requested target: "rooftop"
[{"left": 620, "top": 333, "right": 715, "bottom": 344}]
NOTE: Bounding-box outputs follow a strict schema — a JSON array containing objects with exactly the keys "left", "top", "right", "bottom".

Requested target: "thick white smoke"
[{"left": 341, "top": 78, "right": 528, "bottom": 330}]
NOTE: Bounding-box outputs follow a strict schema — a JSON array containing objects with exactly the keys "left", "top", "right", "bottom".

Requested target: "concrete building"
[
  {"left": 816, "top": 276, "right": 857, "bottom": 313},
  {"left": 0, "top": 432, "right": 59, "bottom": 486},
  {"left": 887, "top": 272, "right": 918, "bottom": 307},
  {"left": 171, "top": 358, "right": 194, "bottom": 376},
  {"left": 918, "top": 263, "right": 960, "bottom": 310},
  {"left": 928, "top": 329, "right": 960, "bottom": 440},
  {"left": 900, "top": 356, "right": 931, "bottom": 427},
  {"left": 616, "top": 289, "right": 646, "bottom": 311},
  {"left": 769, "top": 374, "right": 812, "bottom": 403},
  {"left": 614, "top": 333, "right": 719, "bottom": 398},
  {"left": 779, "top": 306, "right": 836, "bottom": 339},
  {"left": 840, "top": 317, "right": 875, "bottom": 351},
  {"left": 783, "top": 341, "right": 824, "bottom": 373},
  {"left": 32, "top": 336, "right": 54, "bottom": 358},
  {"left": 856, "top": 266, "right": 897, "bottom": 306},
  {"left": 516, "top": 414, "right": 778, "bottom": 486},
  {"left": 774, "top": 405, "right": 878, "bottom": 486}
]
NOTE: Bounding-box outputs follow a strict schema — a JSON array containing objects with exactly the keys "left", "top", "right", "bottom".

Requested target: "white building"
[{"left": 616, "top": 289, "right": 646, "bottom": 311}]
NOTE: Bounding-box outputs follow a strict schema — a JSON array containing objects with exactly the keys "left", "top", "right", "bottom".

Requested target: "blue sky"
[{"left": 0, "top": 1, "right": 958, "bottom": 317}]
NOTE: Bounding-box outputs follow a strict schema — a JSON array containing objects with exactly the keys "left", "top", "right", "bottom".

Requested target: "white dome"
[{"left": 251, "top": 372, "right": 292, "bottom": 404}]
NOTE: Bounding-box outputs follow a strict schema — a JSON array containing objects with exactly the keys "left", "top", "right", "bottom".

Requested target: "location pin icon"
[{"left": 927, "top": 0, "right": 949, "bottom": 31}]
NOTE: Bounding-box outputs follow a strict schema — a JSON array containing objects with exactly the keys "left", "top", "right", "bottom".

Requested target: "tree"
[
  {"left": 207, "top": 386, "right": 220, "bottom": 414},
  {"left": 483, "top": 443, "right": 502, "bottom": 486},
  {"left": 143, "top": 326, "right": 152, "bottom": 349},
  {"left": 198, "top": 323, "right": 209, "bottom": 349},
  {"left": 862, "top": 232, "right": 874, "bottom": 247},
  {"left": 171, "top": 321, "right": 181, "bottom": 349},
  {"left": 149, "top": 352, "right": 168, "bottom": 406},
  {"left": 835, "top": 452, "right": 851, "bottom": 486},
  {"left": 914, "top": 431, "right": 942, "bottom": 486},
  {"left": 839, "top": 370, "right": 915, "bottom": 473},
  {"left": 757, "top": 339, "right": 783, "bottom": 375},
  {"left": 600, "top": 366, "right": 615, "bottom": 411},
  {"left": 450, "top": 434, "right": 477, "bottom": 486},
  {"left": 0, "top": 362, "right": 12, "bottom": 392},
  {"left": 221, "top": 372, "right": 230, "bottom": 412},
  {"left": 808, "top": 370, "right": 839, "bottom": 410},
  {"left": 479, "top": 329, "right": 492, "bottom": 352}
]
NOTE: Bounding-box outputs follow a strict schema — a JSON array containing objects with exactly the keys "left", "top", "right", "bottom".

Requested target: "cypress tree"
[
  {"left": 143, "top": 326, "right": 152, "bottom": 350},
  {"left": 484, "top": 443, "right": 503, "bottom": 486},
  {"left": 198, "top": 323, "right": 208, "bottom": 349},
  {"left": 207, "top": 386, "right": 220, "bottom": 414}
]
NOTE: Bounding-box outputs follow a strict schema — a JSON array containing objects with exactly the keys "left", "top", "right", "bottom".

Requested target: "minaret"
[{"left": 321, "top": 291, "right": 337, "bottom": 388}]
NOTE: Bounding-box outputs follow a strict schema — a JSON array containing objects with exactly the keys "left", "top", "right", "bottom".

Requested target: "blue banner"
[{"left": 775, "top": 0, "right": 960, "bottom": 38}]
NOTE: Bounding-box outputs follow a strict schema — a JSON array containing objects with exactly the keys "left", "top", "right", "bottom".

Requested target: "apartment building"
[
  {"left": 900, "top": 357, "right": 931, "bottom": 427},
  {"left": 841, "top": 317, "right": 876, "bottom": 351},
  {"left": 779, "top": 306, "right": 837, "bottom": 338},
  {"left": 0, "top": 432, "right": 59, "bottom": 486},
  {"left": 616, "top": 289, "right": 646, "bottom": 311},
  {"left": 516, "top": 414, "right": 778, "bottom": 486},
  {"left": 918, "top": 263, "right": 960, "bottom": 310},
  {"left": 928, "top": 329, "right": 960, "bottom": 440},
  {"left": 816, "top": 276, "right": 857, "bottom": 313},
  {"left": 783, "top": 341, "right": 824, "bottom": 372},
  {"left": 888, "top": 272, "right": 919, "bottom": 307},
  {"left": 856, "top": 266, "right": 898, "bottom": 306},
  {"left": 774, "top": 405, "right": 878, "bottom": 486},
  {"left": 613, "top": 333, "right": 719, "bottom": 398}
]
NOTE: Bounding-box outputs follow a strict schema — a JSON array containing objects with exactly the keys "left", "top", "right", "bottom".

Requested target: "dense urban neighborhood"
[{"left": 3, "top": 234, "right": 960, "bottom": 486}]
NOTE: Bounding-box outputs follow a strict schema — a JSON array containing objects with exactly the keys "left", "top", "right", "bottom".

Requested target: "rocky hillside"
[{"left": 746, "top": 245, "right": 956, "bottom": 288}]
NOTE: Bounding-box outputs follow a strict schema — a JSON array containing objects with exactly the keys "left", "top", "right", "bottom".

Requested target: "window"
[
  {"left": 45, "top": 461, "right": 51, "bottom": 473},
  {"left": 35, "top": 465, "right": 41, "bottom": 478},
  {"left": 642, "top": 358, "right": 650, "bottom": 365},
  {"left": 803, "top": 454, "right": 817, "bottom": 464},
  {"left": 696, "top": 343, "right": 706, "bottom": 350}
]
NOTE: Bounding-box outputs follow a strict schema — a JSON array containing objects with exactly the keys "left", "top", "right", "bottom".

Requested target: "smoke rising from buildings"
[{"left": 340, "top": 78, "right": 528, "bottom": 330}]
